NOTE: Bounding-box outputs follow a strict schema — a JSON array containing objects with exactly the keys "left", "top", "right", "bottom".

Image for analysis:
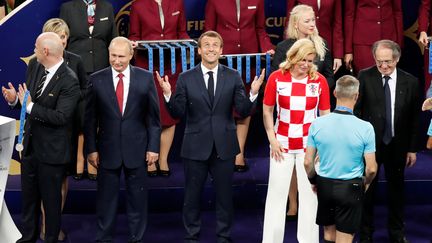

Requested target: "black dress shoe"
[
  {"left": 390, "top": 236, "right": 409, "bottom": 243},
  {"left": 234, "top": 164, "right": 249, "bottom": 172},
  {"left": 286, "top": 214, "right": 298, "bottom": 221},
  {"left": 159, "top": 169, "right": 171, "bottom": 177},
  {"left": 73, "top": 173, "right": 83, "bottom": 180},
  {"left": 147, "top": 170, "right": 158, "bottom": 177},
  {"left": 88, "top": 173, "right": 97, "bottom": 181}
]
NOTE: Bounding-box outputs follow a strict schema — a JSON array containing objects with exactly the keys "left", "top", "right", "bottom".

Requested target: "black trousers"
[
  {"left": 95, "top": 163, "right": 148, "bottom": 243},
  {"left": 17, "top": 152, "right": 67, "bottom": 243},
  {"left": 183, "top": 146, "right": 234, "bottom": 243},
  {"left": 360, "top": 141, "right": 407, "bottom": 240}
]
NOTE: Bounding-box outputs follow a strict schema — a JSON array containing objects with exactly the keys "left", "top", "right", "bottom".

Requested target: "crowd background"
[{"left": 0, "top": 0, "right": 429, "bottom": 171}]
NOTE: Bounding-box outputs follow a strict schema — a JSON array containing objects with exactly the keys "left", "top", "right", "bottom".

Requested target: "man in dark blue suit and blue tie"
[
  {"left": 158, "top": 30, "right": 265, "bottom": 243},
  {"left": 84, "top": 36, "right": 161, "bottom": 242}
]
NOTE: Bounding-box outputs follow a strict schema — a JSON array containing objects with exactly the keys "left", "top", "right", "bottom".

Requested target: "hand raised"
[
  {"left": 2, "top": 82, "right": 18, "bottom": 103},
  {"left": 156, "top": 71, "right": 171, "bottom": 96}
]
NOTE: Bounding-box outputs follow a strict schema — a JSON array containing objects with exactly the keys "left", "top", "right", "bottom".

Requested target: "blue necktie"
[{"left": 383, "top": 76, "right": 392, "bottom": 145}]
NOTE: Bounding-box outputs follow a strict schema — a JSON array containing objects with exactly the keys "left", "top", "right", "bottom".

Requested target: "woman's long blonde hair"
[
  {"left": 286, "top": 4, "right": 326, "bottom": 61},
  {"left": 279, "top": 38, "right": 318, "bottom": 80}
]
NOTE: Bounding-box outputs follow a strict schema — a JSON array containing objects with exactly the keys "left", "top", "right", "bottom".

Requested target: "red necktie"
[{"left": 116, "top": 73, "right": 124, "bottom": 114}]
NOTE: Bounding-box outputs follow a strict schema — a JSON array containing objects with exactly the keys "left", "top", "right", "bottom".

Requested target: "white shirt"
[
  {"left": 26, "top": 59, "right": 65, "bottom": 113},
  {"left": 382, "top": 69, "right": 397, "bottom": 137},
  {"left": 112, "top": 66, "right": 131, "bottom": 115}
]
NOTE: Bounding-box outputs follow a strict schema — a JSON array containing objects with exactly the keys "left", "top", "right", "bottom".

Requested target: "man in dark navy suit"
[
  {"left": 158, "top": 30, "right": 264, "bottom": 243},
  {"left": 84, "top": 36, "right": 160, "bottom": 242}
]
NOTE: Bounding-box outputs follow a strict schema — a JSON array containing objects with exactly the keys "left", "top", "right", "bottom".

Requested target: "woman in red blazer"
[
  {"left": 204, "top": 0, "right": 274, "bottom": 172},
  {"left": 286, "top": 0, "right": 343, "bottom": 73},
  {"left": 344, "top": 0, "right": 403, "bottom": 73},
  {"left": 129, "top": 0, "right": 190, "bottom": 176},
  {"left": 418, "top": 0, "right": 432, "bottom": 93}
]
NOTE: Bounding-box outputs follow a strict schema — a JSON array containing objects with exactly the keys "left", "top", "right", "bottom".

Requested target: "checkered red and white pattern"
[{"left": 263, "top": 70, "right": 330, "bottom": 153}]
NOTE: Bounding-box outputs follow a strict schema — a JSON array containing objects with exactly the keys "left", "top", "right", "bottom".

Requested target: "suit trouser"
[
  {"left": 361, "top": 141, "right": 406, "bottom": 240},
  {"left": 95, "top": 164, "right": 148, "bottom": 243},
  {"left": 18, "top": 153, "right": 66, "bottom": 243},
  {"left": 183, "top": 148, "right": 234, "bottom": 243},
  {"left": 262, "top": 153, "right": 319, "bottom": 243}
]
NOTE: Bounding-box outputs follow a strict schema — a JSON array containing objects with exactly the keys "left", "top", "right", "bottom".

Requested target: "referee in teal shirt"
[{"left": 304, "top": 75, "right": 378, "bottom": 243}]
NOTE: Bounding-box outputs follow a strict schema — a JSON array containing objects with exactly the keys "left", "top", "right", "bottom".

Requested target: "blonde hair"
[
  {"left": 279, "top": 38, "right": 318, "bottom": 80},
  {"left": 42, "top": 18, "right": 70, "bottom": 37},
  {"left": 286, "top": 4, "right": 326, "bottom": 61}
]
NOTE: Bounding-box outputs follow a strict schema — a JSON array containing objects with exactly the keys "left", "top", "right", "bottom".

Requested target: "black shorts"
[{"left": 316, "top": 176, "right": 364, "bottom": 234}]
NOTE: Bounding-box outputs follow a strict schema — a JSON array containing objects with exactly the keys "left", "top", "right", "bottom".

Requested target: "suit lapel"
[
  {"left": 75, "top": 0, "right": 90, "bottom": 35},
  {"left": 196, "top": 65, "right": 212, "bottom": 108},
  {"left": 394, "top": 69, "right": 407, "bottom": 124},
  {"left": 103, "top": 68, "right": 122, "bottom": 117},
  {"left": 38, "top": 63, "right": 67, "bottom": 100},
  {"left": 123, "top": 66, "right": 135, "bottom": 117},
  {"left": 213, "top": 64, "right": 226, "bottom": 111}
]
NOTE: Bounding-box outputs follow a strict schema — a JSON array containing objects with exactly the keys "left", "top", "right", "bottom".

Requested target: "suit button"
[
  {"left": 89, "top": 50, "right": 93, "bottom": 53},
  {"left": 89, "top": 36, "right": 92, "bottom": 39},
  {"left": 316, "top": 16, "right": 319, "bottom": 19},
  {"left": 237, "top": 28, "right": 240, "bottom": 31},
  {"left": 161, "top": 34, "right": 164, "bottom": 37},
  {"left": 377, "top": 5, "right": 380, "bottom": 8},
  {"left": 377, "top": 21, "right": 381, "bottom": 24},
  {"left": 237, "top": 44, "right": 241, "bottom": 47}
]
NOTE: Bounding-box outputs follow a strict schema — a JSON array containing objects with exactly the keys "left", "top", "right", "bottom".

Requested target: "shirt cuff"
[
  {"left": 26, "top": 102, "right": 34, "bottom": 114},
  {"left": 249, "top": 92, "right": 258, "bottom": 102},
  {"left": 163, "top": 93, "right": 171, "bottom": 102},
  {"left": 8, "top": 96, "right": 19, "bottom": 106}
]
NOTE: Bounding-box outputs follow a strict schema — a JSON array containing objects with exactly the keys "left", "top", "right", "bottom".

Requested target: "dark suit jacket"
[
  {"left": 355, "top": 66, "right": 420, "bottom": 156},
  {"left": 60, "top": 0, "right": 118, "bottom": 73},
  {"left": 166, "top": 64, "right": 256, "bottom": 161},
  {"left": 271, "top": 38, "right": 334, "bottom": 88},
  {"left": 84, "top": 66, "right": 161, "bottom": 170},
  {"left": 22, "top": 61, "right": 80, "bottom": 164},
  {"left": 344, "top": 0, "right": 403, "bottom": 54},
  {"left": 286, "top": 0, "right": 343, "bottom": 59},
  {"left": 204, "top": 0, "right": 273, "bottom": 54}
]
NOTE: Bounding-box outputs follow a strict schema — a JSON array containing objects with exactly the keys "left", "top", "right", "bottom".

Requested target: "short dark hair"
[{"left": 197, "top": 31, "right": 224, "bottom": 48}]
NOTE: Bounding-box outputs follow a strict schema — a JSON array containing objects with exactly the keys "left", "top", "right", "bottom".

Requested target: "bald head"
[
  {"left": 109, "top": 36, "right": 133, "bottom": 55},
  {"left": 35, "top": 32, "right": 64, "bottom": 67}
]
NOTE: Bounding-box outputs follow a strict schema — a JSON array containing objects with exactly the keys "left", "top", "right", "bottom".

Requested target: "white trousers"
[{"left": 262, "top": 153, "right": 319, "bottom": 243}]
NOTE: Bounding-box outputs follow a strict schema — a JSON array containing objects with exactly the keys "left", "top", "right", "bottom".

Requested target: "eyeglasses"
[{"left": 375, "top": 59, "right": 395, "bottom": 66}]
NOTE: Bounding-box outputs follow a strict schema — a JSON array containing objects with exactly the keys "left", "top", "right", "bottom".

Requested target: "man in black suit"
[
  {"left": 158, "top": 30, "right": 264, "bottom": 243},
  {"left": 84, "top": 36, "right": 161, "bottom": 242},
  {"left": 2, "top": 32, "right": 80, "bottom": 243},
  {"left": 355, "top": 40, "right": 420, "bottom": 243}
]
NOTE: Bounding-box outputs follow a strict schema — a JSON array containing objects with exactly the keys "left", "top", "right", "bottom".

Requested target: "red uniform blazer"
[
  {"left": 344, "top": 0, "right": 403, "bottom": 54},
  {"left": 128, "top": 0, "right": 190, "bottom": 68},
  {"left": 418, "top": 0, "right": 432, "bottom": 34},
  {"left": 204, "top": 0, "right": 273, "bottom": 54},
  {"left": 286, "top": 0, "right": 343, "bottom": 59}
]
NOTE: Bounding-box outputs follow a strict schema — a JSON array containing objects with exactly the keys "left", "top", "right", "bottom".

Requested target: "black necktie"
[
  {"left": 35, "top": 69, "right": 49, "bottom": 100},
  {"left": 383, "top": 75, "right": 392, "bottom": 145},
  {"left": 207, "top": 71, "right": 214, "bottom": 104}
]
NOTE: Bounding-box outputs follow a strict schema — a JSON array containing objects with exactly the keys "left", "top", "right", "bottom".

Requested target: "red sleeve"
[
  {"left": 177, "top": 0, "right": 190, "bottom": 39},
  {"left": 332, "top": 0, "right": 344, "bottom": 58},
  {"left": 418, "top": 0, "right": 431, "bottom": 33},
  {"left": 128, "top": 1, "right": 141, "bottom": 40},
  {"left": 392, "top": 0, "right": 404, "bottom": 47},
  {"left": 256, "top": 0, "right": 274, "bottom": 52},
  {"left": 318, "top": 75, "right": 330, "bottom": 110},
  {"left": 344, "top": 0, "right": 355, "bottom": 54},
  {"left": 204, "top": 0, "right": 217, "bottom": 31},
  {"left": 263, "top": 72, "right": 278, "bottom": 106}
]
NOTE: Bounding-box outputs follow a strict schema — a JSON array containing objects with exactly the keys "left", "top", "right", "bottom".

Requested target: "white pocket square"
[
  {"left": 100, "top": 17, "right": 108, "bottom": 21},
  {"left": 248, "top": 6, "right": 257, "bottom": 9},
  {"left": 172, "top": 11, "right": 180, "bottom": 16}
]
